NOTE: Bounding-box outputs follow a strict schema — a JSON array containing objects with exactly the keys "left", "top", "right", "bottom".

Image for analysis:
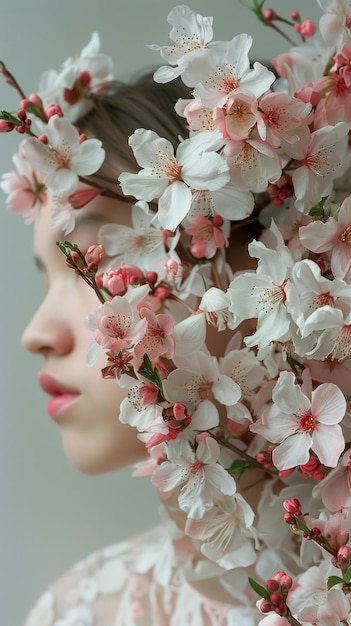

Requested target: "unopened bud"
[
  {"left": 146, "top": 271, "right": 158, "bottom": 284},
  {"left": 270, "top": 592, "right": 283, "bottom": 606},
  {"left": 0, "top": 119, "right": 15, "bottom": 132},
  {"left": 283, "top": 498, "right": 302, "bottom": 516},
  {"left": 212, "top": 214, "right": 223, "bottom": 226},
  {"left": 85, "top": 244, "right": 105, "bottom": 267},
  {"left": 337, "top": 545, "right": 351, "bottom": 569},
  {"left": 263, "top": 8, "right": 276, "bottom": 21},
  {"left": 300, "top": 20, "right": 316, "bottom": 37},
  {"left": 17, "top": 109, "right": 27, "bottom": 121},
  {"left": 260, "top": 600, "right": 272, "bottom": 613},
  {"left": 45, "top": 103, "right": 64, "bottom": 119},
  {"left": 266, "top": 579, "right": 279, "bottom": 592}
]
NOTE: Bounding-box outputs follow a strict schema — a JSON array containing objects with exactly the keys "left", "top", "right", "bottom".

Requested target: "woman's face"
[{"left": 21, "top": 195, "right": 147, "bottom": 474}]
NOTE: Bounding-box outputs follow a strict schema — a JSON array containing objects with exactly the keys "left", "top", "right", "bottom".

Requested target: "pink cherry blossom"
[
  {"left": 318, "top": 0, "right": 351, "bottom": 47},
  {"left": 192, "top": 35, "right": 275, "bottom": 109},
  {"left": 118, "top": 128, "right": 229, "bottom": 231},
  {"left": 133, "top": 307, "right": 175, "bottom": 362},
  {"left": 119, "top": 382, "right": 164, "bottom": 434},
  {"left": 185, "top": 214, "right": 227, "bottom": 259},
  {"left": 84, "top": 285, "right": 149, "bottom": 365},
  {"left": 255, "top": 92, "right": 312, "bottom": 147},
  {"left": 23, "top": 115, "right": 105, "bottom": 197},
  {"left": 0, "top": 142, "right": 47, "bottom": 222},
  {"left": 251, "top": 371, "right": 346, "bottom": 470},
  {"left": 284, "top": 122, "right": 349, "bottom": 213},
  {"left": 299, "top": 196, "right": 351, "bottom": 278},
  {"left": 317, "top": 588, "right": 351, "bottom": 626},
  {"left": 313, "top": 451, "right": 351, "bottom": 511}
]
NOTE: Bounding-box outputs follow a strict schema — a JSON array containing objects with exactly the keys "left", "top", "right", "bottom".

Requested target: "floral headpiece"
[{"left": 3, "top": 3, "right": 351, "bottom": 624}]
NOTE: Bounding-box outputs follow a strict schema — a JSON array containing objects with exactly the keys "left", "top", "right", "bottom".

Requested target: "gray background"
[{"left": 0, "top": 1, "right": 322, "bottom": 624}]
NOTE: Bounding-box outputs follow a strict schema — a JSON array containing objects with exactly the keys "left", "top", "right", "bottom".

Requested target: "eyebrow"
[{"left": 33, "top": 212, "right": 114, "bottom": 273}]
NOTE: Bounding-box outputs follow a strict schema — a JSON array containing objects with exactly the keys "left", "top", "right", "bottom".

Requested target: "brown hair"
[{"left": 78, "top": 71, "right": 192, "bottom": 200}]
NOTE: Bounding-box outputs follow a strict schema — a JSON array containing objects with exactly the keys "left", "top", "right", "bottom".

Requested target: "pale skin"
[
  {"left": 21, "top": 195, "right": 147, "bottom": 475},
  {"left": 22, "top": 194, "right": 257, "bottom": 476}
]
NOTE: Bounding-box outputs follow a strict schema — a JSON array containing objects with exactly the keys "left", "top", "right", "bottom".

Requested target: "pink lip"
[{"left": 38, "top": 372, "right": 80, "bottom": 419}]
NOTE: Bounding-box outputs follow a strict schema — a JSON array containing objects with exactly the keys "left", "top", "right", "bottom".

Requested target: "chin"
[{"left": 60, "top": 426, "right": 147, "bottom": 475}]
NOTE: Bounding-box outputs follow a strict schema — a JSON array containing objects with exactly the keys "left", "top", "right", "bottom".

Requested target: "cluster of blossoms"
[{"left": 3, "top": 2, "right": 351, "bottom": 624}]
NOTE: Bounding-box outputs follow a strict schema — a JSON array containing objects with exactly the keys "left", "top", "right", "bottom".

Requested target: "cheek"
[{"left": 61, "top": 378, "right": 147, "bottom": 474}]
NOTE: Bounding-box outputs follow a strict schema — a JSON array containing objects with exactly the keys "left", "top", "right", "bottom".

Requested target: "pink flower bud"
[
  {"left": 45, "top": 103, "right": 64, "bottom": 119},
  {"left": 260, "top": 600, "right": 272, "bottom": 613},
  {"left": 337, "top": 545, "right": 351, "bottom": 568},
  {"left": 266, "top": 579, "right": 279, "bottom": 592},
  {"left": 263, "top": 8, "right": 276, "bottom": 20},
  {"left": 164, "top": 258, "right": 179, "bottom": 279},
  {"left": 17, "top": 109, "right": 27, "bottom": 121},
  {"left": 139, "top": 384, "right": 159, "bottom": 406},
  {"left": 270, "top": 592, "right": 282, "bottom": 606},
  {"left": 68, "top": 187, "right": 101, "bottom": 209},
  {"left": 146, "top": 271, "right": 158, "bottom": 284},
  {"left": 69, "top": 251, "right": 85, "bottom": 271},
  {"left": 102, "top": 270, "right": 125, "bottom": 296},
  {"left": 283, "top": 498, "right": 302, "bottom": 515},
  {"left": 290, "top": 11, "right": 299, "bottom": 20},
  {"left": 0, "top": 120, "right": 15, "bottom": 132},
  {"left": 86, "top": 244, "right": 105, "bottom": 267},
  {"left": 153, "top": 283, "right": 171, "bottom": 300},
  {"left": 293, "top": 23, "right": 301, "bottom": 33},
  {"left": 212, "top": 214, "right": 223, "bottom": 227},
  {"left": 20, "top": 99, "right": 31, "bottom": 111},
  {"left": 173, "top": 403, "right": 187, "bottom": 421},
  {"left": 300, "top": 20, "right": 316, "bottom": 37},
  {"left": 280, "top": 575, "right": 293, "bottom": 590},
  {"left": 29, "top": 93, "right": 43, "bottom": 107},
  {"left": 38, "top": 134, "right": 48, "bottom": 143}
]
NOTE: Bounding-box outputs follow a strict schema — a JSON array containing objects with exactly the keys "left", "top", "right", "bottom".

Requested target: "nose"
[{"left": 21, "top": 293, "right": 74, "bottom": 357}]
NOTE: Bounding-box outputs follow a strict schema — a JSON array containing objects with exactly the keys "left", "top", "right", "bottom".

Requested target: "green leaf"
[
  {"left": 294, "top": 516, "right": 311, "bottom": 534},
  {"left": 248, "top": 577, "right": 270, "bottom": 601},
  {"left": 343, "top": 567, "right": 351, "bottom": 584},
  {"left": 138, "top": 353, "right": 164, "bottom": 395},
  {"left": 308, "top": 199, "right": 325, "bottom": 219},
  {"left": 327, "top": 575, "right": 345, "bottom": 590},
  {"left": 228, "top": 459, "right": 249, "bottom": 476},
  {"left": 0, "top": 110, "right": 19, "bottom": 123}
]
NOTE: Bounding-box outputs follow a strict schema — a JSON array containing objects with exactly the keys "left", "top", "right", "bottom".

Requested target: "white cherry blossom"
[
  {"left": 163, "top": 350, "right": 241, "bottom": 426},
  {"left": 151, "top": 435, "right": 236, "bottom": 518},
  {"left": 38, "top": 32, "right": 114, "bottom": 121},
  {"left": 118, "top": 128, "right": 229, "bottom": 231},
  {"left": 150, "top": 5, "right": 214, "bottom": 84},
  {"left": 23, "top": 115, "right": 105, "bottom": 197},
  {"left": 98, "top": 203, "right": 179, "bottom": 271}
]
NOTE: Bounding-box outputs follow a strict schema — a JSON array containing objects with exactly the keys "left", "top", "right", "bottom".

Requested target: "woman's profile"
[{"left": 2, "top": 2, "right": 351, "bottom": 625}]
